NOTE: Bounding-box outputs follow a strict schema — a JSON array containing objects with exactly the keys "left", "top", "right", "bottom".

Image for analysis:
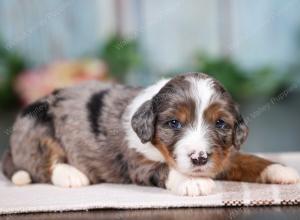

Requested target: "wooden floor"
[{"left": 1, "top": 206, "right": 300, "bottom": 220}]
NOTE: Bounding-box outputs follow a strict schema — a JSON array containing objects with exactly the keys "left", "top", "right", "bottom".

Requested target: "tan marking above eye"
[
  {"left": 204, "top": 102, "right": 235, "bottom": 126},
  {"left": 174, "top": 103, "right": 195, "bottom": 124}
]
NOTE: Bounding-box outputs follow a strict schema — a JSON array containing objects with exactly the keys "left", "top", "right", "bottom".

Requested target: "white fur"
[
  {"left": 174, "top": 77, "right": 216, "bottom": 173},
  {"left": 260, "top": 164, "right": 300, "bottom": 184},
  {"left": 166, "top": 168, "right": 215, "bottom": 196},
  {"left": 51, "top": 163, "right": 90, "bottom": 188},
  {"left": 11, "top": 170, "right": 32, "bottom": 186},
  {"left": 124, "top": 79, "right": 170, "bottom": 162}
]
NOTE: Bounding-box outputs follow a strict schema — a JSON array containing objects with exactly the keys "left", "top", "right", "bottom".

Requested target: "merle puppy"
[{"left": 2, "top": 73, "right": 299, "bottom": 196}]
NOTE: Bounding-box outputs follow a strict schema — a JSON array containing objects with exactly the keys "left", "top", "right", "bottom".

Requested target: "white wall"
[
  {"left": 0, "top": 0, "right": 115, "bottom": 65},
  {"left": 0, "top": 0, "right": 299, "bottom": 73}
]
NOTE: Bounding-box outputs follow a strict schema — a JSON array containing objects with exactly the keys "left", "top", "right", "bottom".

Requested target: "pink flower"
[{"left": 15, "top": 59, "right": 108, "bottom": 105}]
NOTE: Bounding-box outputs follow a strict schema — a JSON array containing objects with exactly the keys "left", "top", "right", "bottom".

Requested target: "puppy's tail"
[{"left": 2, "top": 149, "right": 32, "bottom": 186}]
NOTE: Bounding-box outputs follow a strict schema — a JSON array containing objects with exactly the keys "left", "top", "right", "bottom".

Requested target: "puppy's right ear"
[{"left": 131, "top": 100, "right": 156, "bottom": 143}]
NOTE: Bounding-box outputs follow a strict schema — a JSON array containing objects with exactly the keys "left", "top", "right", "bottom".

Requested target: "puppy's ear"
[
  {"left": 233, "top": 113, "right": 248, "bottom": 150},
  {"left": 232, "top": 104, "right": 248, "bottom": 149},
  {"left": 131, "top": 100, "right": 156, "bottom": 143}
]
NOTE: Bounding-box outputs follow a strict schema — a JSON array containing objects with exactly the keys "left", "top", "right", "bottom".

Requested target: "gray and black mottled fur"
[{"left": 2, "top": 81, "right": 168, "bottom": 187}]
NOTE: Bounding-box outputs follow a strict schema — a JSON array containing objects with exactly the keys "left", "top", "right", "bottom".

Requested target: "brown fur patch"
[
  {"left": 217, "top": 153, "right": 274, "bottom": 182},
  {"left": 208, "top": 147, "right": 232, "bottom": 177},
  {"left": 152, "top": 136, "right": 177, "bottom": 168},
  {"left": 38, "top": 138, "right": 66, "bottom": 181},
  {"left": 174, "top": 101, "right": 195, "bottom": 124}
]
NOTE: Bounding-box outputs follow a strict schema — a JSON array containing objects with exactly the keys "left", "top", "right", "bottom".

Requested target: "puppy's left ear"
[
  {"left": 233, "top": 111, "right": 249, "bottom": 150},
  {"left": 131, "top": 100, "right": 156, "bottom": 143}
]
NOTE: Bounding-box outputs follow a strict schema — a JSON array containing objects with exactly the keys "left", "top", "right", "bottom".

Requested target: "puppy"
[{"left": 2, "top": 73, "right": 299, "bottom": 196}]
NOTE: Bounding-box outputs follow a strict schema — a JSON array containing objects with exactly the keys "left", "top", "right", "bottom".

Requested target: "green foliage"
[
  {"left": 98, "top": 36, "right": 142, "bottom": 82},
  {"left": 194, "top": 53, "right": 289, "bottom": 101},
  {"left": 0, "top": 39, "right": 27, "bottom": 109}
]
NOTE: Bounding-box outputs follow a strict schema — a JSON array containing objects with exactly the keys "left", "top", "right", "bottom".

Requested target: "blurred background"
[{"left": 0, "top": 0, "right": 300, "bottom": 155}]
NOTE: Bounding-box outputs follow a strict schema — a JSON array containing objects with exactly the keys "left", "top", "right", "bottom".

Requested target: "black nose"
[{"left": 191, "top": 152, "right": 208, "bottom": 166}]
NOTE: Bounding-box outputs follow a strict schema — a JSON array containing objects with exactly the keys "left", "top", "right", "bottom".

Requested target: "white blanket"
[{"left": 1, "top": 152, "right": 300, "bottom": 215}]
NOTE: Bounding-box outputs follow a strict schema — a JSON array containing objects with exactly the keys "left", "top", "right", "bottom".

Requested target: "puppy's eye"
[
  {"left": 215, "top": 119, "right": 227, "bottom": 129},
  {"left": 168, "top": 120, "right": 182, "bottom": 129}
]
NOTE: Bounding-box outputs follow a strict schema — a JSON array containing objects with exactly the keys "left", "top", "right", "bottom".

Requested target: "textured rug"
[{"left": 0, "top": 152, "right": 300, "bottom": 215}]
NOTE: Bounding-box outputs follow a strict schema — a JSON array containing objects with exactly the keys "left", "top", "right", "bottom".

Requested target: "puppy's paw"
[
  {"left": 260, "top": 164, "right": 300, "bottom": 184},
  {"left": 11, "top": 170, "right": 32, "bottom": 186},
  {"left": 175, "top": 178, "right": 215, "bottom": 196},
  {"left": 165, "top": 169, "right": 215, "bottom": 196},
  {"left": 51, "top": 163, "right": 90, "bottom": 188}
]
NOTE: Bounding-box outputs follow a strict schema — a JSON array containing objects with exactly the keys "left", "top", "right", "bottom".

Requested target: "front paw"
[
  {"left": 260, "top": 164, "right": 300, "bottom": 184},
  {"left": 165, "top": 169, "right": 215, "bottom": 196},
  {"left": 174, "top": 178, "right": 215, "bottom": 196}
]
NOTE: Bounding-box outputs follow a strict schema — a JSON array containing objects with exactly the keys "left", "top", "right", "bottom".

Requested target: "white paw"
[
  {"left": 11, "top": 170, "right": 32, "bottom": 186},
  {"left": 260, "top": 164, "right": 300, "bottom": 184},
  {"left": 165, "top": 169, "right": 215, "bottom": 196},
  {"left": 175, "top": 178, "right": 215, "bottom": 196},
  {"left": 51, "top": 163, "right": 90, "bottom": 188}
]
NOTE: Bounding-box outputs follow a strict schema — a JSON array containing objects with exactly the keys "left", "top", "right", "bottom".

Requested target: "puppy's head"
[{"left": 131, "top": 73, "right": 248, "bottom": 177}]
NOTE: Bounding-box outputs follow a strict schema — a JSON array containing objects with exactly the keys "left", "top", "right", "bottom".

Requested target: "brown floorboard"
[{"left": 1, "top": 206, "right": 300, "bottom": 220}]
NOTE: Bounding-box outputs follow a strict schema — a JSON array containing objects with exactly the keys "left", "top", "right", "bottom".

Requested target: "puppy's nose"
[{"left": 190, "top": 151, "right": 208, "bottom": 166}]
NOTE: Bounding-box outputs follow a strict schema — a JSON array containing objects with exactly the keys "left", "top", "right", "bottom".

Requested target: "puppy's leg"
[
  {"left": 128, "top": 159, "right": 215, "bottom": 196},
  {"left": 128, "top": 160, "right": 169, "bottom": 188},
  {"left": 219, "top": 153, "right": 299, "bottom": 184},
  {"left": 36, "top": 140, "right": 90, "bottom": 188},
  {"left": 10, "top": 137, "right": 66, "bottom": 185},
  {"left": 12, "top": 137, "right": 89, "bottom": 187}
]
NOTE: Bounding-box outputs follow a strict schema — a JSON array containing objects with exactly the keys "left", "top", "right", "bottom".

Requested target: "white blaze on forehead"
[
  {"left": 174, "top": 77, "right": 216, "bottom": 171},
  {"left": 187, "top": 77, "right": 216, "bottom": 116}
]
